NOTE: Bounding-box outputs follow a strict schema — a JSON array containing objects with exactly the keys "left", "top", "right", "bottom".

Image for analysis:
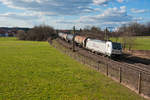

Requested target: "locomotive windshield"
[{"left": 112, "top": 42, "right": 122, "bottom": 50}]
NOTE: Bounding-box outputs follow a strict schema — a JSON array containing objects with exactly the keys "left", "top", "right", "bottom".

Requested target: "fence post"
[
  {"left": 83, "top": 57, "right": 85, "bottom": 64},
  {"left": 119, "top": 67, "right": 122, "bottom": 83},
  {"left": 84, "top": 57, "right": 87, "bottom": 65},
  {"left": 97, "top": 62, "right": 100, "bottom": 70},
  {"left": 106, "top": 64, "right": 108, "bottom": 76},
  {"left": 138, "top": 72, "right": 142, "bottom": 94},
  {"left": 83, "top": 57, "right": 84, "bottom": 64},
  {"left": 72, "top": 26, "right": 76, "bottom": 52},
  {"left": 74, "top": 53, "right": 76, "bottom": 59}
]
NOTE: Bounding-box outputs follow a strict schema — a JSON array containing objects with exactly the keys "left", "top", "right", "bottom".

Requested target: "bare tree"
[
  {"left": 121, "top": 31, "right": 136, "bottom": 51},
  {"left": 112, "top": 31, "right": 122, "bottom": 42},
  {"left": 80, "top": 26, "right": 105, "bottom": 40},
  {"left": 16, "top": 30, "right": 26, "bottom": 40},
  {"left": 118, "top": 22, "right": 150, "bottom": 36},
  {"left": 17, "top": 25, "right": 57, "bottom": 41}
]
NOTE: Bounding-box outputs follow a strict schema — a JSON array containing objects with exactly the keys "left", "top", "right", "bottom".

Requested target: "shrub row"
[{"left": 17, "top": 25, "right": 57, "bottom": 41}]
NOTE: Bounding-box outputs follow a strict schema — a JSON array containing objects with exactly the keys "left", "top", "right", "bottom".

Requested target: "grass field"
[
  {"left": 0, "top": 37, "right": 145, "bottom": 100},
  {"left": 111, "top": 36, "right": 150, "bottom": 50}
]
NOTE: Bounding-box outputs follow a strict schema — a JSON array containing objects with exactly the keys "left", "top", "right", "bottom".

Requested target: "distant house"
[
  {"left": 0, "top": 29, "right": 8, "bottom": 37},
  {"left": 0, "top": 29, "right": 15, "bottom": 37},
  {"left": 8, "top": 30, "right": 16, "bottom": 37},
  {"left": 0, "top": 33, "right": 8, "bottom": 37},
  {"left": 0, "top": 27, "right": 30, "bottom": 37}
]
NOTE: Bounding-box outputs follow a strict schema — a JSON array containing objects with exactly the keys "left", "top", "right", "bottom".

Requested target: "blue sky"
[{"left": 0, "top": 0, "right": 150, "bottom": 29}]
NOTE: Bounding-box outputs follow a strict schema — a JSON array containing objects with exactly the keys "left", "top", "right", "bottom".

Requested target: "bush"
[{"left": 16, "top": 30, "right": 27, "bottom": 40}]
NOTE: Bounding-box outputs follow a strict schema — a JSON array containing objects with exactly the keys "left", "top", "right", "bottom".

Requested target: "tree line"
[
  {"left": 79, "top": 22, "right": 150, "bottom": 38},
  {"left": 17, "top": 25, "right": 57, "bottom": 41},
  {"left": 112, "top": 22, "right": 150, "bottom": 50},
  {"left": 78, "top": 22, "right": 150, "bottom": 50},
  {"left": 17, "top": 22, "right": 150, "bottom": 50}
]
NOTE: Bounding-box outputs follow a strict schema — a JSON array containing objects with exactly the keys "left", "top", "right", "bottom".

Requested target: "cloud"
[
  {"left": 93, "top": 0, "right": 110, "bottom": 5},
  {"left": 117, "top": 0, "right": 123, "bottom": 3},
  {"left": 133, "top": 17, "right": 143, "bottom": 21},
  {"left": 0, "top": 0, "right": 125, "bottom": 16},
  {"left": 0, "top": 12, "right": 42, "bottom": 20},
  {"left": 57, "top": 6, "right": 136, "bottom": 28},
  {"left": 0, "top": 16, "right": 33, "bottom": 27},
  {"left": 0, "top": 0, "right": 95, "bottom": 16},
  {"left": 93, "top": 0, "right": 124, "bottom": 5},
  {"left": 79, "top": 6, "right": 133, "bottom": 24},
  {"left": 0, "top": 0, "right": 143, "bottom": 29},
  {"left": 0, "top": 11, "right": 50, "bottom": 27},
  {"left": 131, "top": 8, "right": 149, "bottom": 13}
]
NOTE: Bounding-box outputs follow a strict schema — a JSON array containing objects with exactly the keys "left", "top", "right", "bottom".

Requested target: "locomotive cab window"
[{"left": 112, "top": 42, "right": 122, "bottom": 50}]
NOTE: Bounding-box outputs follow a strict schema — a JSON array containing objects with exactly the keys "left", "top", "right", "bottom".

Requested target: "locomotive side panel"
[{"left": 86, "top": 39, "right": 107, "bottom": 55}]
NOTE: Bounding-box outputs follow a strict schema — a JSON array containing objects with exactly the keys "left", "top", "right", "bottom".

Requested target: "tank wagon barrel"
[
  {"left": 58, "top": 32, "right": 67, "bottom": 40},
  {"left": 62, "top": 34, "right": 67, "bottom": 40},
  {"left": 74, "top": 35, "right": 87, "bottom": 47},
  {"left": 58, "top": 32, "right": 63, "bottom": 38},
  {"left": 66, "top": 34, "right": 74, "bottom": 42}
]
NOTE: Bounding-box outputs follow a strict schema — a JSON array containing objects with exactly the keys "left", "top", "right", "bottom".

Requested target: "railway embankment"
[{"left": 52, "top": 38, "right": 150, "bottom": 100}]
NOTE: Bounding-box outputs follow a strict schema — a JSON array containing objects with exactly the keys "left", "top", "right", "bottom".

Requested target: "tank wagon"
[
  {"left": 58, "top": 32, "right": 67, "bottom": 40},
  {"left": 58, "top": 32, "right": 63, "bottom": 38},
  {"left": 66, "top": 34, "right": 74, "bottom": 42},
  {"left": 74, "top": 36, "right": 87, "bottom": 47},
  {"left": 62, "top": 34, "right": 67, "bottom": 40}
]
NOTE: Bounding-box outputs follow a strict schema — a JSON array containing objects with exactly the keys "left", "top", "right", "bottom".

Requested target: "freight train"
[{"left": 58, "top": 32, "right": 122, "bottom": 57}]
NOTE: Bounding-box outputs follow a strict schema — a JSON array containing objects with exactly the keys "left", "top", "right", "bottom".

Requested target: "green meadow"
[
  {"left": 111, "top": 36, "right": 150, "bottom": 50},
  {"left": 0, "top": 37, "right": 145, "bottom": 100}
]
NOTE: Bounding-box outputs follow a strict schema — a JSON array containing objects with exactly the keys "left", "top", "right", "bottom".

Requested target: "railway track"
[{"left": 56, "top": 38, "right": 150, "bottom": 75}]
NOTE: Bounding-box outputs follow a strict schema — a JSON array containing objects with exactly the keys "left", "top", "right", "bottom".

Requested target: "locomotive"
[{"left": 58, "top": 32, "right": 122, "bottom": 57}]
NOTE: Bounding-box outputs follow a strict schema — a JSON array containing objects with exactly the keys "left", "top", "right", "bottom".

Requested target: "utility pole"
[
  {"left": 105, "top": 27, "right": 113, "bottom": 41},
  {"left": 105, "top": 27, "right": 108, "bottom": 41},
  {"left": 73, "top": 26, "right": 75, "bottom": 52}
]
